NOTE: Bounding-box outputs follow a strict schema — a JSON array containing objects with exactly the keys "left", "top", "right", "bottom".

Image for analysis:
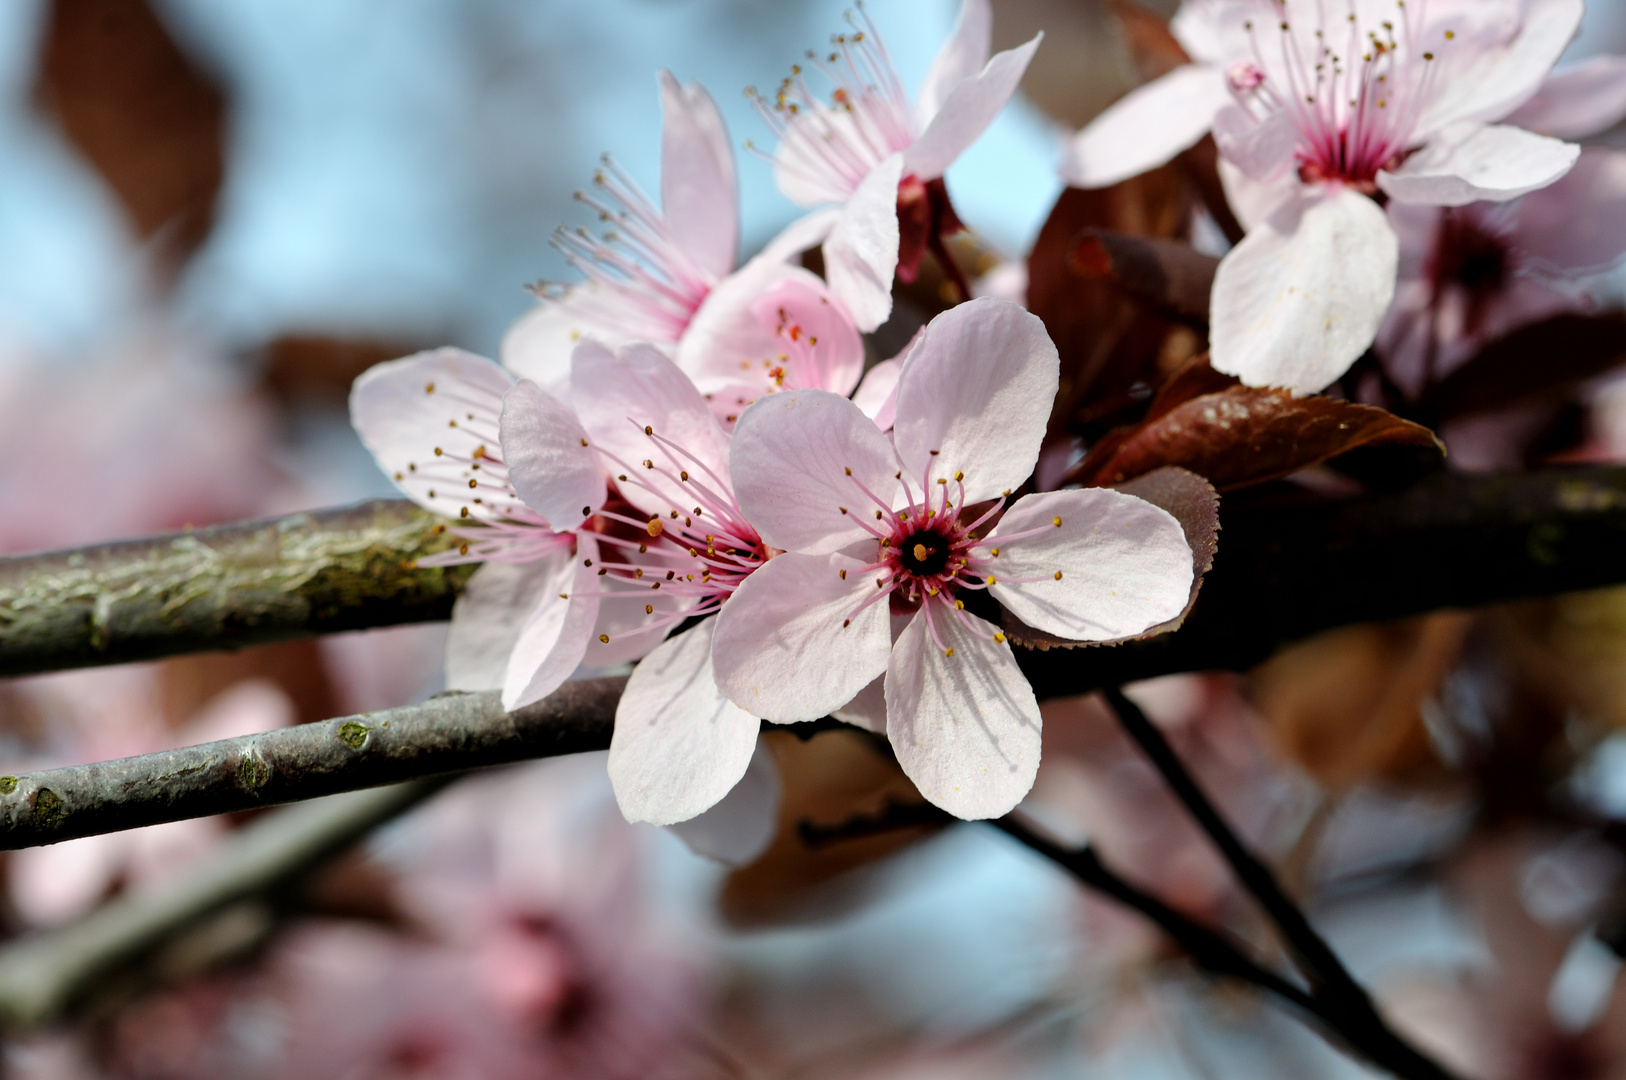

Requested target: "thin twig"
[
  {"left": 0, "top": 680, "right": 623, "bottom": 849},
  {"left": 1100, "top": 687, "right": 1464, "bottom": 1080},
  {"left": 0, "top": 779, "right": 450, "bottom": 1029}
]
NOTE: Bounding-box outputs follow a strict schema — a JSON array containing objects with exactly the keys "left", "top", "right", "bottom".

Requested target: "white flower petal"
[
  {"left": 658, "top": 70, "right": 737, "bottom": 280},
  {"left": 1212, "top": 105, "right": 1296, "bottom": 182},
  {"left": 445, "top": 558, "right": 563, "bottom": 692},
  {"left": 916, "top": 0, "right": 992, "bottom": 127},
  {"left": 666, "top": 740, "right": 781, "bottom": 866},
  {"left": 756, "top": 208, "right": 841, "bottom": 264},
  {"left": 711, "top": 551, "right": 891, "bottom": 723},
  {"left": 852, "top": 357, "right": 902, "bottom": 431},
  {"left": 1379, "top": 122, "right": 1579, "bottom": 207},
  {"left": 1217, "top": 156, "right": 1301, "bottom": 232},
  {"left": 824, "top": 153, "right": 904, "bottom": 333},
  {"left": 885, "top": 606, "right": 1041, "bottom": 820},
  {"left": 730, "top": 389, "right": 899, "bottom": 555},
  {"left": 500, "top": 537, "right": 601, "bottom": 709},
  {"left": 607, "top": 619, "right": 761, "bottom": 826},
  {"left": 986, "top": 489, "right": 1192, "bottom": 641},
  {"left": 892, "top": 297, "right": 1059, "bottom": 505},
  {"left": 498, "top": 377, "right": 604, "bottom": 531},
  {"left": 906, "top": 32, "right": 1041, "bottom": 181},
  {"left": 1420, "top": 0, "right": 1584, "bottom": 134},
  {"left": 1210, "top": 185, "right": 1398, "bottom": 396},
  {"left": 832, "top": 674, "right": 888, "bottom": 734},
  {"left": 1060, "top": 65, "right": 1230, "bottom": 189},
  {"left": 499, "top": 285, "right": 632, "bottom": 391},
  {"left": 349, "top": 348, "right": 515, "bottom": 521},
  {"left": 1506, "top": 55, "right": 1626, "bottom": 139},
  {"left": 570, "top": 339, "right": 731, "bottom": 521}
]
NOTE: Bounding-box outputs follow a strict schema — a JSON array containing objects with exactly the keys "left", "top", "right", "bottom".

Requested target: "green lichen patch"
[
  {"left": 31, "top": 788, "right": 62, "bottom": 829},
  {"left": 237, "top": 753, "right": 270, "bottom": 791},
  {"left": 338, "top": 722, "right": 371, "bottom": 750},
  {"left": 0, "top": 777, "right": 17, "bottom": 795}
]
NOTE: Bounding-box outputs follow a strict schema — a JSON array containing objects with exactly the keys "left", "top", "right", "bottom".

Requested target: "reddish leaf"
[
  {"left": 1004, "top": 467, "right": 1219, "bottom": 650},
  {"left": 35, "top": 0, "right": 225, "bottom": 272},
  {"left": 1071, "top": 229, "right": 1219, "bottom": 326},
  {"left": 1073, "top": 387, "right": 1444, "bottom": 491},
  {"left": 1143, "top": 353, "right": 1239, "bottom": 422}
]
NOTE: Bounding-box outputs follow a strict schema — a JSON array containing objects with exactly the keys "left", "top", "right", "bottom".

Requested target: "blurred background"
[{"left": 5, "top": 0, "right": 1626, "bottom": 1077}]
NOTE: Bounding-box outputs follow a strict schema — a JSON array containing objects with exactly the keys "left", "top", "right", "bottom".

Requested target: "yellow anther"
[
  {"left": 839, "top": 569, "right": 848, "bottom": 580},
  {"left": 1054, "top": 571, "right": 1064, "bottom": 580},
  {"left": 645, "top": 604, "right": 654, "bottom": 614},
  {"left": 954, "top": 600, "right": 964, "bottom": 610},
  {"left": 599, "top": 634, "right": 610, "bottom": 643},
  {"left": 647, "top": 518, "right": 664, "bottom": 537},
  {"left": 993, "top": 632, "right": 1006, "bottom": 644},
  {"left": 1052, "top": 517, "right": 1062, "bottom": 527},
  {"left": 913, "top": 543, "right": 929, "bottom": 561},
  {"left": 954, "top": 471, "right": 964, "bottom": 481},
  {"left": 644, "top": 425, "right": 653, "bottom": 435},
  {"left": 943, "top": 647, "right": 955, "bottom": 658}
]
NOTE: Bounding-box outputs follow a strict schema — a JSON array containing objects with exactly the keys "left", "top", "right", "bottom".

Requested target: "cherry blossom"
[
  {"left": 350, "top": 348, "right": 605, "bottom": 711},
  {"left": 1378, "top": 56, "right": 1626, "bottom": 395},
  {"left": 1064, "top": 0, "right": 1584, "bottom": 395},
  {"left": 710, "top": 298, "right": 1194, "bottom": 819},
  {"left": 502, "top": 71, "right": 865, "bottom": 413},
  {"left": 749, "top": 0, "right": 1041, "bottom": 330},
  {"left": 493, "top": 339, "right": 790, "bottom": 849}
]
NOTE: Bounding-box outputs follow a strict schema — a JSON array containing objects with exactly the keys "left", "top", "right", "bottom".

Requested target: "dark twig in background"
[
  {"left": 1100, "top": 688, "right": 1463, "bottom": 1080},
  {"left": 0, "top": 779, "right": 449, "bottom": 1030}
]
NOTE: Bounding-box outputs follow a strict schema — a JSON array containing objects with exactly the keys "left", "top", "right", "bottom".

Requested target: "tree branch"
[
  {"left": 0, "top": 779, "right": 451, "bottom": 1029},
  {"left": 0, "top": 680, "right": 622, "bottom": 849},
  {"left": 6, "top": 468, "right": 1626, "bottom": 686},
  {"left": 0, "top": 499, "right": 470, "bottom": 678}
]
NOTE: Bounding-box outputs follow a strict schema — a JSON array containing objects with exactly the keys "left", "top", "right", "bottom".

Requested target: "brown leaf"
[
  {"left": 1428, "top": 312, "right": 1626, "bottom": 420},
  {"left": 1073, "top": 386, "right": 1445, "bottom": 491},
  {"left": 1003, "top": 467, "right": 1219, "bottom": 651},
  {"left": 719, "top": 730, "right": 933, "bottom": 928},
  {"left": 1070, "top": 229, "right": 1219, "bottom": 326},
  {"left": 35, "top": 0, "right": 225, "bottom": 272}
]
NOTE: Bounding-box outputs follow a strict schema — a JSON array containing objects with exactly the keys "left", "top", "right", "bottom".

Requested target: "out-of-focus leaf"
[
  {"left": 1108, "top": 0, "right": 1191, "bottom": 78},
  {"left": 1250, "top": 612, "right": 1471, "bottom": 790},
  {"left": 1027, "top": 175, "right": 1193, "bottom": 431},
  {"left": 720, "top": 730, "right": 933, "bottom": 928},
  {"left": 1073, "top": 386, "right": 1445, "bottom": 491},
  {"left": 35, "top": 0, "right": 225, "bottom": 271},
  {"left": 263, "top": 337, "right": 431, "bottom": 403},
  {"left": 1071, "top": 229, "right": 1219, "bottom": 326},
  {"left": 1429, "top": 313, "right": 1626, "bottom": 420},
  {"left": 1004, "top": 467, "right": 1219, "bottom": 651}
]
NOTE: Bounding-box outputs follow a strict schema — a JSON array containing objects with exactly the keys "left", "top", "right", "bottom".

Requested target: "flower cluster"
[
  {"left": 352, "top": 0, "right": 1626, "bottom": 851},
  {"left": 351, "top": 0, "right": 1195, "bottom": 848}
]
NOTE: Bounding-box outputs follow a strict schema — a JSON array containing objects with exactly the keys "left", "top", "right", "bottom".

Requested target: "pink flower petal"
[
  {"left": 852, "top": 356, "right": 902, "bottom": 431},
  {"left": 676, "top": 261, "right": 864, "bottom": 401},
  {"left": 1210, "top": 184, "right": 1398, "bottom": 395},
  {"left": 885, "top": 607, "right": 1041, "bottom": 820},
  {"left": 607, "top": 619, "right": 761, "bottom": 825},
  {"left": 906, "top": 32, "right": 1042, "bottom": 181},
  {"left": 832, "top": 674, "right": 887, "bottom": 734},
  {"left": 445, "top": 558, "right": 566, "bottom": 692},
  {"left": 570, "top": 339, "right": 730, "bottom": 521},
  {"left": 1506, "top": 56, "right": 1626, "bottom": 139},
  {"left": 986, "top": 489, "right": 1192, "bottom": 641},
  {"left": 666, "top": 740, "right": 780, "bottom": 865},
  {"left": 756, "top": 208, "right": 841, "bottom": 264},
  {"left": 498, "top": 377, "right": 604, "bottom": 531},
  {"left": 824, "top": 153, "right": 904, "bottom": 333},
  {"left": 730, "top": 389, "right": 899, "bottom": 555},
  {"left": 350, "top": 348, "right": 515, "bottom": 521},
  {"left": 1379, "top": 122, "right": 1579, "bottom": 207},
  {"left": 501, "top": 537, "right": 601, "bottom": 709},
  {"left": 1513, "top": 147, "right": 1626, "bottom": 271},
  {"left": 498, "top": 294, "right": 601, "bottom": 393},
  {"left": 915, "top": 0, "right": 992, "bottom": 128},
  {"left": 1217, "top": 156, "right": 1300, "bottom": 232},
  {"left": 583, "top": 586, "right": 680, "bottom": 667},
  {"left": 1061, "top": 65, "right": 1230, "bottom": 189},
  {"left": 658, "top": 70, "right": 738, "bottom": 281},
  {"left": 892, "top": 297, "right": 1058, "bottom": 505},
  {"left": 711, "top": 551, "right": 891, "bottom": 723}
]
